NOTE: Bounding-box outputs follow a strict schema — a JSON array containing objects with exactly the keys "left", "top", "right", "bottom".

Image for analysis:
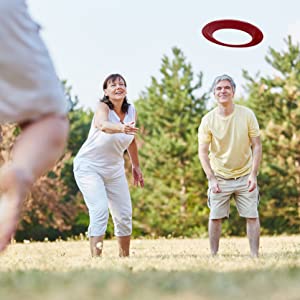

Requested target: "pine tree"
[
  {"left": 243, "top": 36, "right": 300, "bottom": 234},
  {"left": 132, "top": 47, "right": 209, "bottom": 237}
]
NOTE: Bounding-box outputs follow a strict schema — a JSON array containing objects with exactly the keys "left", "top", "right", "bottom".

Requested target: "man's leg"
[
  {"left": 207, "top": 179, "right": 231, "bottom": 257},
  {"left": 235, "top": 175, "right": 260, "bottom": 257},
  {"left": 0, "top": 114, "right": 68, "bottom": 251},
  {"left": 208, "top": 218, "right": 222, "bottom": 256},
  {"left": 246, "top": 217, "right": 260, "bottom": 257}
]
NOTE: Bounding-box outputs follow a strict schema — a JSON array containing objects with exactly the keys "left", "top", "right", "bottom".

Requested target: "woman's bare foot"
[{"left": 0, "top": 164, "right": 32, "bottom": 252}]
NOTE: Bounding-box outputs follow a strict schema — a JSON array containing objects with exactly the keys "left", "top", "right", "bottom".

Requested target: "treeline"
[{"left": 1, "top": 37, "right": 298, "bottom": 241}]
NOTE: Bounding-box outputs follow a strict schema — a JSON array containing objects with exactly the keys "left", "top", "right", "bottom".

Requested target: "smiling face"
[
  {"left": 214, "top": 80, "right": 235, "bottom": 105},
  {"left": 104, "top": 76, "right": 127, "bottom": 102}
]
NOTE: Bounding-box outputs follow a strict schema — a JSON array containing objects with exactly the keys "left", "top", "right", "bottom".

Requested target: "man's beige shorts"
[{"left": 207, "top": 174, "right": 259, "bottom": 219}]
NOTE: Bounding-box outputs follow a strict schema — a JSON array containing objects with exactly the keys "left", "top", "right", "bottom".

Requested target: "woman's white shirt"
[{"left": 74, "top": 104, "right": 135, "bottom": 178}]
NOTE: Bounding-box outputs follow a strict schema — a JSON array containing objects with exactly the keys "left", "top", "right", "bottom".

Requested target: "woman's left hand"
[{"left": 132, "top": 166, "right": 144, "bottom": 188}]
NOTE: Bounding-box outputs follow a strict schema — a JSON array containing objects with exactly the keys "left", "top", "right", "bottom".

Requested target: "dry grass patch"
[
  {"left": 0, "top": 236, "right": 299, "bottom": 300},
  {"left": 0, "top": 235, "right": 299, "bottom": 272}
]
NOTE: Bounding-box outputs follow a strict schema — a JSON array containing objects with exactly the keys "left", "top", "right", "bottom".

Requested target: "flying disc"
[{"left": 202, "top": 19, "right": 263, "bottom": 48}]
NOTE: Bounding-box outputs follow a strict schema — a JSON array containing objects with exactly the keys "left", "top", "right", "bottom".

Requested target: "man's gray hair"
[{"left": 211, "top": 74, "right": 236, "bottom": 93}]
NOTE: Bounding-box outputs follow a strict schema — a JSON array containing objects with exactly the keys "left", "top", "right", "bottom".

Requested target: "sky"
[{"left": 27, "top": 0, "right": 300, "bottom": 110}]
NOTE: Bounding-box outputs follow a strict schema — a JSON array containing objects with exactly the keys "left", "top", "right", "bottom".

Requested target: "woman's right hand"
[{"left": 122, "top": 121, "right": 139, "bottom": 135}]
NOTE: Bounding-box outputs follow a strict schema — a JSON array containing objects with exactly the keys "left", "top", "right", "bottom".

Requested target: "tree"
[
  {"left": 243, "top": 36, "right": 300, "bottom": 234},
  {"left": 131, "top": 47, "right": 209, "bottom": 237}
]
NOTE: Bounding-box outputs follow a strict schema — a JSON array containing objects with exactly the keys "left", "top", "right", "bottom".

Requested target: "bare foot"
[{"left": 0, "top": 165, "right": 32, "bottom": 252}]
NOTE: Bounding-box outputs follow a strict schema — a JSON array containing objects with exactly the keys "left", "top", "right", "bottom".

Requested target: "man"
[
  {"left": 198, "top": 74, "right": 262, "bottom": 257},
  {"left": 0, "top": 0, "right": 69, "bottom": 251}
]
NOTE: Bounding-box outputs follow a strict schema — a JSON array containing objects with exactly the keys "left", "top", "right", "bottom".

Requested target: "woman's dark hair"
[{"left": 100, "top": 73, "right": 130, "bottom": 113}]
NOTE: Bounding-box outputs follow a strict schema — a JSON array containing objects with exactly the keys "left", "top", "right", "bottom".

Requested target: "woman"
[{"left": 73, "top": 74, "right": 143, "bottom": 257}]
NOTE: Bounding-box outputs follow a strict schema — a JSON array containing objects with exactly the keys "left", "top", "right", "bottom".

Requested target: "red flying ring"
[{"left": 202, "top": 19, "right": 263, "bottom": 48}]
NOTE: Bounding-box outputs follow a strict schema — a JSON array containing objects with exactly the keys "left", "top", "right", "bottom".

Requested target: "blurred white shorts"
[{"left": 0, "top": 0, "right": 68, "bottom": 124}]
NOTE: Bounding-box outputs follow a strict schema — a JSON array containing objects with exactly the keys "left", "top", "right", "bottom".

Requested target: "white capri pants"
[{"left": 74, "top": 167, "right": 132, "bottom": 237}]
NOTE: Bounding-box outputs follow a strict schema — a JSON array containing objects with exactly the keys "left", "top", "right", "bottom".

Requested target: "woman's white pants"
[{"left": 74, "top": 168, "right": 132, "bottom": 237}]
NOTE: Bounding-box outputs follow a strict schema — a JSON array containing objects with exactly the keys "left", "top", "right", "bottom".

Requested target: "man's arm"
[
  {"left": 198, "top": 143, "right": 221, "bottom": 193},
  {"left": 248, "top": 136, "right": 262, "bottom": 192}
]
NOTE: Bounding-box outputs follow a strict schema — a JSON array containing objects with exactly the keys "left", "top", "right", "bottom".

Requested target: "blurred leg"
[{"left": 0, "top": 114, "right": 68, "bottom": 251}]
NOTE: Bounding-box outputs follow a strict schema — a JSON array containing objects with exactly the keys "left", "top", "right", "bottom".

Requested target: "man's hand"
[
  {"left": 247, "top": 173, "right": 257, "bottom": 192},
  {"left": 209, "top": 176, "right": 221, "bottom": 193}
]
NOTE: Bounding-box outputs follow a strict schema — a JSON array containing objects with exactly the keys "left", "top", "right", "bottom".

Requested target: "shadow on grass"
[{"left": 0, "top": 267, "right": 299, "bottom": 300}]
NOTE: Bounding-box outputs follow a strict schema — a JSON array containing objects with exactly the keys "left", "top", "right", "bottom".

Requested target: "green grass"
[{"left": 0, "top": 236, "right": 299, "bottom": 300}]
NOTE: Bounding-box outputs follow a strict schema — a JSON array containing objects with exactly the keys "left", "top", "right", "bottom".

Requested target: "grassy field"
[{"left": 0, "top": 235, "right": 299, "bottom": 300}]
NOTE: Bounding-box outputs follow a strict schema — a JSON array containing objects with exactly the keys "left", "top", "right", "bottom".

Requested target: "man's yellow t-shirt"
[{"left": 198, "top": 104, "right": 260, "bottom": 179}]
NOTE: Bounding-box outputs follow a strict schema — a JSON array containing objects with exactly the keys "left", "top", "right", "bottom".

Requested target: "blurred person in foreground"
[{"left": 0, "top": 0, "right": 69, "bottom": 252}]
